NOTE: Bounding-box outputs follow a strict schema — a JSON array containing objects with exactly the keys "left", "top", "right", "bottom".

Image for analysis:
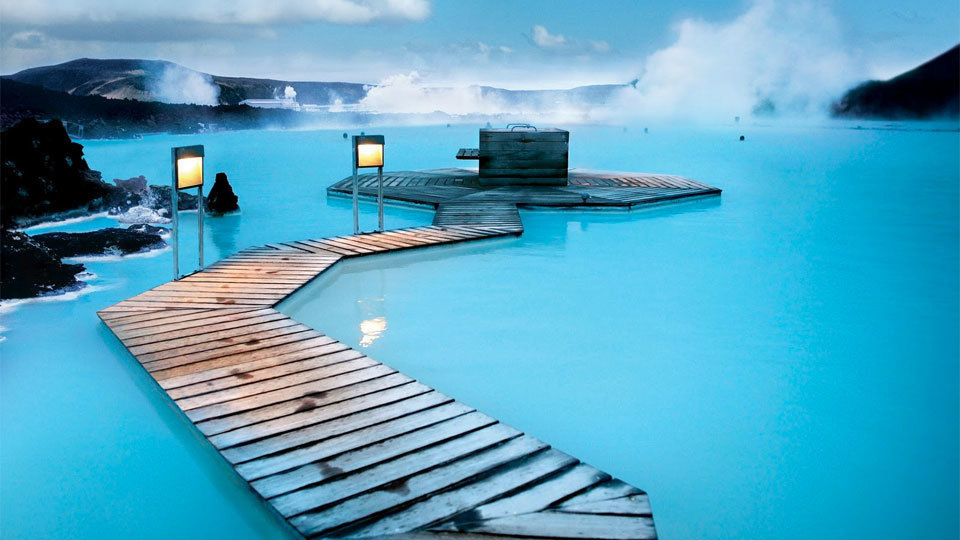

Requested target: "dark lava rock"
[
  {"left": 832, "top": 45, "right": 959, "bottom": 119},
  {"left": 114, "top": 175, "right": 148, "bottom": 194},
  {"left": 147, "top": 185, "right": 205, "bottom": 211},
  {"left": 32, "top": 228, "right": 167, "bottom": 259},
  {"left": 1, "top": 229, "right": 85, "bottom": 299},
  {"left": 206, "top": 172, "right": 239, "bottom": 214},
  {"left": 126, "top": 223, "right": 169, "bottom": 236},
  {"left": 0, "top": 118, "right": 128, "bottom": 227}
]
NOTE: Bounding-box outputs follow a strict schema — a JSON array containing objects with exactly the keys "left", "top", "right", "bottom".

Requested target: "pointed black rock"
[{"left": 206, "top": 172, "right": 239, "bottom": 214}]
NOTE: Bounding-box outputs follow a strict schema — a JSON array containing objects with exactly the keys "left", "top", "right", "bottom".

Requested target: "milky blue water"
[{"left": 2, "top": 123, "right": 957, "bottom": 539}]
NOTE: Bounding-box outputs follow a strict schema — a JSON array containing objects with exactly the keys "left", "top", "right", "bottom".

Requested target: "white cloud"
[
  {"left": 607, "top": 0, "right": 862, "bottom": 120},
  {"left": 532, "top": 25, "right": 566, "bottom": 49},
  {"left": 7, "top": 30, "right": 46, "bottom": 49},
  {"left": 531, "top": 24, "right": 610, "bottom": 55},
  {"left": 1, "top": 0, "right": 430, "bottom": 26}
]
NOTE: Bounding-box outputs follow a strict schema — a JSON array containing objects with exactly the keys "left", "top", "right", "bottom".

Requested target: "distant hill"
[
  {"left": 5, "top": 58, "right": 626, "bottom": 111},
  {"left": 832, "top": 45, "right": 959, "bottom": 119},
  {"left": 0, "top": 78, "right": 304, "bottom": 138},
  {"left": 6, "top": 58, "right": 368, "bottom": 106}
]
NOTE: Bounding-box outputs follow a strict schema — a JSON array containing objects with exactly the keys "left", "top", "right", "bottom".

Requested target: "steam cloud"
[
  {"left": 149, "top": 64, "right": 220, "bottom": 106},
  {"left": 359, "top": 72, "right": 508, "bottom": 115},
  {"left": 359, "top": 0, "right": 863, "bottom": 122},
  {"left": 608, "top": 0, "right": 861, "bottom": 121}
]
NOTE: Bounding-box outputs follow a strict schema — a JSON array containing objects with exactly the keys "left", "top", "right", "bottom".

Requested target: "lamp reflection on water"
[{"left": 359, "top": 316, "right": 387, "bottom": 347}]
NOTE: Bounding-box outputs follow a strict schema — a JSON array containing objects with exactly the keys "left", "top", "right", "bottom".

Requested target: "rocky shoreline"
[{"left": 1, "top": 118, "right": 239, "bottom": 300}]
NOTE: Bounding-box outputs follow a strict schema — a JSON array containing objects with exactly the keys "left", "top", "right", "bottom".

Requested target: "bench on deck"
[{"left": 456, "top": 148, "right": 480, "bottom": 160}]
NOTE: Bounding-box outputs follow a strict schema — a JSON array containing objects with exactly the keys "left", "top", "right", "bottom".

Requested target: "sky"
[{"left": 1, "top": 0, "right": 957, "bottom": 89}]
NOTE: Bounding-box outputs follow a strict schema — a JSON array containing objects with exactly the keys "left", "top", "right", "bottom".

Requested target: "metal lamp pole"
[
  {"left": 171, "top": 144, "right": 205, "bottom": 280},
  {"left": 352, "top": 147, "right": 359, "bottom": 235},
  {"left": 377, "top": 165, "right": 383, "bottom": 231}
]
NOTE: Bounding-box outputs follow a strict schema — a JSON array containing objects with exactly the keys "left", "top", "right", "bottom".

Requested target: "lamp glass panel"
[
  {"left": 176, "top": 156, "right": 203, "bottom": 188},
  {"left": 356, "top": 143, "right": 383, "bottom": 168}
]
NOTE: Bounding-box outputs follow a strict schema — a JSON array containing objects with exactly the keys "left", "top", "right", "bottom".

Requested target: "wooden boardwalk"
[
  {"left": 328, "top": 168, "right": 720, "bottom": 209},
  {"left": 98, "top": 220, "right": 657, "bottom": 538}
]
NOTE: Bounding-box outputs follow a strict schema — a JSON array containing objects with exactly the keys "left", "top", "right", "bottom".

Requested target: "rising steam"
[
  {"left": 607, "top": 0, "right": 861, "bottom": 121},
  {"left": 148, "top": 63, "right": 220, "bottom": 105},
  {"left": 357, "top": 0, "right": 863, "bottom": 122}
]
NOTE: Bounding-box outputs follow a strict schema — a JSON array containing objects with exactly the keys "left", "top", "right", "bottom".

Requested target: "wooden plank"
[
  {"left": 156, "top": 336, "right": 342, "bottom": 387},
  {"left": 152, "top": 334, "right": 338, "bottom": 382},
  {"left": 272, "top": 423, "right": 522, "bottom": 518},
  {"left": 142, "top": 328, "right": 322, "bottom": 372},
  {"left": 129, "top": 318, "right": 305, "bottom": 358},
  {"left": 197, "top": 375, "right": 423, "bottom": 440},
  {"left": 173, "top": 357, "right": 383, "bottom": 411},
  {"left": 111, "top": 300, "right": 267, "bottom": 309},
  {"left": 248, "top": 410, "right": 494, "bottom": 496},
  {"left": 556, "top": 494, "right": 653, "bottom": 516},
  {"left": 119, "top": 310, "right": 287, "bottom": 345},
  {"left": 183, "top": 363, "right": 396, "bottom": 419},
  {"left": 436, "top": 511, "right": 656, "bottom": 540},
  {"left": 350, "top": 449, "right": 578, "bottom": 538},
  {"left": 217, "top": 387, "right": 447, "bottom": 461},
  {"left": 437, "top": 463, "right": 609, "bottom": 524},
  {"left": 556, "top": 479, "right": 644, "bottom": 507},
  {"left": 288, "top": 435, "right": 549, "bottom": 537},
  {"left": 238, "top": 401, "right": 476, "bottom": 481},
  {"left": 165, "top": 346, "right": 360, "bottom": 399},
  {"left": 101, "top": 308, "right": 221, "bottom": 329}
]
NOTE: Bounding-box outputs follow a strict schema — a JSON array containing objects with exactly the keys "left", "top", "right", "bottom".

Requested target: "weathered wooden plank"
[
  {"left": 289, "top": 435, "right": 549, "bottom": 537},
  {"left": 156, "top": 336, "right": 342, "bottom": 387},
  {"left": 350, "top": 449, "right": 579, "bottom": 538},
  {"left": 236, "top": 402, "right": 476, "bottom": 481},
  {"left": 556, "top": 494, "right": 653, "bottom": 516},
  {"left": 101, "top": 308, "right": 221, "bottom": 329},
  {"left": 272, "top": 423, "right": 521, "bottom": 518},
  {"left": 173, "top": 356, "right": 382, "bottom": 411},
  {"left": 183, "top": 363, "right": 396, "bottom": 419},
  {"left": 250, "top": 410, "right": 495, "bottom": 497},
  {"left": 152, "top": 334, "right": 338, "bottom": 382},
  {"left": 119, "top": 310, "right": 287, "bottom": 345},
  {"left": 166, "top": 346, "right": 360, "bottom": 399},
  {"left": 198, "top": 375, "right": 422, "bottom": 440},
  {"left": 129, "top": 318, "right": 304, "bottom": 358},
  {"left": 142, "top": 328, "right": 322, "bottom": 372},
  {"left": 556, "top": 479, "right": 644, "bottom": 507},
  {"left": 437, "top": 463, "right": 609, "bottom": 525},
  {"left": 217, "top": 387, "right": 447, "bottom": 461},
  {"left": 441, "top": 511, "right": 656, "bottom": 539},
  {"left": 111, "top": 300, "right": 267, "bottom": 309}
]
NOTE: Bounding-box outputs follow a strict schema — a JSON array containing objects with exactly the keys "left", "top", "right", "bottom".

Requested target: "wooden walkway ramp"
[
  {"left": 433, "top": 202, "right": 523, "bottom": 230},
  {"left": 98, "top": 222, "right": 656, "bottom": 539}
]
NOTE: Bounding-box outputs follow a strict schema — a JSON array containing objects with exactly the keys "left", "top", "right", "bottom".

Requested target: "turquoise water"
[{"left": 2, "top": 123, "right": 958, "bottom": 539}]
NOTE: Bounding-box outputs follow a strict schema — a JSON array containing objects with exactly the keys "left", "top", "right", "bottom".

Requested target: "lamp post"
[
  {"left": 171, "top": 144, "right": 205, "bottom": 280},
  {"left": 352, "top": 135, "right": 385, "bottom": 234}
]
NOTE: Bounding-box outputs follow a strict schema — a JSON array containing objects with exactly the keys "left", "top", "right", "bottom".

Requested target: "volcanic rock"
[
  {"left": 206, "top": 172, "right": 239, "bottom": 214},
  {"left": 0, "top": 229, "right": 85, "bottom": 299},
  {"left": 32, "top": 228, "right": 167, "bottom": 259}
]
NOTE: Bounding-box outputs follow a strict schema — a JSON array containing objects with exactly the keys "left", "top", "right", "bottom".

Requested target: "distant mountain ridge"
[
  {"left": 832, "top": 45, "right": 959, "bottom": 119},
  {"left": 6, "top": 58, "right": 626, "bottom": 109},
  {"left": 7, "top": 58, "right": 368, "bottom": 106}
]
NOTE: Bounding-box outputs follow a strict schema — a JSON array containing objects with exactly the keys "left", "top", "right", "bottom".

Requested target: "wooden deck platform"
[
  {"left": 98, "top": 217, "right": 657, "bottom": 538},
  {"left": 328, "top": 167, "right": 720, "bottom": 209}
]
